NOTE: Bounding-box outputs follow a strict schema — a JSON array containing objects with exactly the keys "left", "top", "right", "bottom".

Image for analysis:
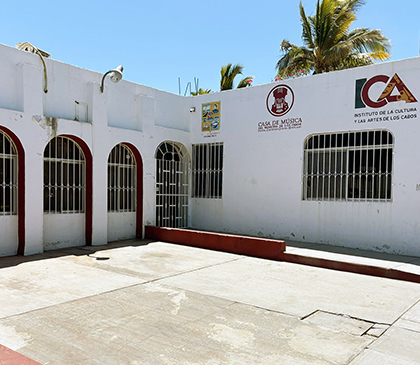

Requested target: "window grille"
[
  {"left": 192, "top": 142, "right": 223, "bottom": 198},
  {"left": 303, "top": 130, "right": 393, "bottom": 202},
  {"left": 44, "top": 137, "right": 85, "bottom": 213},
  {"left": 0, "top": 132, "right": 17, "bottom": 215},
  {"left": 108, "top": 144, "right": 136, "bottom": 212},
  {"left": 155, "top": 141, "right": 189, "bottom": 228}
]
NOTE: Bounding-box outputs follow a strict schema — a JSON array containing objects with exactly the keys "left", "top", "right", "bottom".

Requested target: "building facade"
[{"left": 1, "top": 42, "right": 420, "bottom": 257}]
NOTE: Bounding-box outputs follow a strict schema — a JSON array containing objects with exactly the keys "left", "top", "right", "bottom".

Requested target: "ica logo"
[{"left": 355, "top": 73, "right": 417, "bottom": 109}]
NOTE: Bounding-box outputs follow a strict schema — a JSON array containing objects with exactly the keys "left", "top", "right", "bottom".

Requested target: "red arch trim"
[
  {"left": 121, "top": 143, "right": 143, "bottom": 238},
  {"left": 0, "top": 126, "right": 25, "bottom": 255}
]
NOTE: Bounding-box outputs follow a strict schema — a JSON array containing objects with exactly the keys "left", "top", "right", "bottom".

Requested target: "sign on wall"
[
  {"left": 354, "top": 73, "right": 417, "bottom": 124},
  {"left": 202, "top": 101, "right": 221, "bottom": 138},
  {"left": 258, "top": 84, "right": 302, "bottom": 132},
  {"left": 266, "top": 84, "right": 294, "bottom": 117}
]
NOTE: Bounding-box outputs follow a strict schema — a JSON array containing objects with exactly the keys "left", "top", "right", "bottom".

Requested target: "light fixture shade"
[
  {"left": 100, "top": 65, "right": 124, "bottom": 93},
  {"left": 110, "top": 65, "right": 123, "bottom": 83}
]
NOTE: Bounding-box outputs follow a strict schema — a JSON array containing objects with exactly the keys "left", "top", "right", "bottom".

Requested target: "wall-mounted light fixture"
[
  {"left": 100, "top": 65, "right": 123, "bottom": 93},
  {"left": 189, "top": 107, "right": 196, "bottom": 112},
  {"left": 16, "top": 42, "right": 50, "bottom": 93}
]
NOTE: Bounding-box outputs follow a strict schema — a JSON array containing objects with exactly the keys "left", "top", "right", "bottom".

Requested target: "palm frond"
[
  {"left": 277, "top": 42, "right": 314, "bottom": 78},
  {"left": 336, "top": 52, "right": 374, "bottom": 70},
  {"left": 300, "top": 2, "right": 314, "bottom": 49},
  {"left": 220, "top": 63, "right": 244, "bottom": 90},
  {"left": 346, "top": 28, "right": 391, "bottom": 60},
  {"left": 237, "top": 76, "right": 253, "bottom": 88},
  {"left": 275, "top": 0, "right": 391, "bottom": 77},
  {"left": 191, "top": 88, "right": 212, "bottom": 96}
]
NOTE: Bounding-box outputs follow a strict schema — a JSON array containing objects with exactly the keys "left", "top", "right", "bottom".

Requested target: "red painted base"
[
  {"left": 0, "top": 345, "right": 41, "bottom": 365},
  {"left": 145, "top": 226, "right": 420, "bottom": 284},
  {"left": 282, "top": 253, "right": 420, "bottom": 283},
  {"left": 145, "top": 226, "right": 286, "bottom": 260}
]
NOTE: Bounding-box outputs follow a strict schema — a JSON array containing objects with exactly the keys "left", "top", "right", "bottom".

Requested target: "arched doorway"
[
  {"left": 0, "top": 129, "right": 19, "bottom": 256},
  {"left": 43, "top": 135, "right": 92, "bottom": 250},
  {"left": 107, "top": 143, "right": 143, "bottom": 241},
  {"left": 155, "top": 141, "right": 189, "bottom": 228}
]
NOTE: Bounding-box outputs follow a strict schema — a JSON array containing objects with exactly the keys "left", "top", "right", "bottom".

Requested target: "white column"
[
  {"left": 88, "top": 82, "right": 110, "bottom": 245},
  {"left": 21, "top": 63, "right": 44, "bottom": 255}
]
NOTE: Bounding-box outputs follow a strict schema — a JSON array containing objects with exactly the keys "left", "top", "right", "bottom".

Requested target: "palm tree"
[
  {"left": 191, "top": 88, "right": 212, "bottom": 96},
  {"left": 276, "top": 0, "right": 391, "bottom": 79},
  {"left": 220, "top": 63, "right": 253, "bottom": 90},
  {"left": 237, "top": 76, "right": 254, "bottom": 88}
]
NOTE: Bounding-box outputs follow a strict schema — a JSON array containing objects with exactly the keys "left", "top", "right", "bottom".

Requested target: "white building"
[{"left": 1, "top": 42, "right": 419, "bottom": 257}]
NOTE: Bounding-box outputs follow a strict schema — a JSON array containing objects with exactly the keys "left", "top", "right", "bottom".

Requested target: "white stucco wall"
[
  {"left": 1, "top": 41, "right": 420, "bottom": 257},
  {"left": 0, "top": 43, "right": 192, "bottom": 256},
  {"left": 189, "top": 57, "right": 420, "bottom": 256}
]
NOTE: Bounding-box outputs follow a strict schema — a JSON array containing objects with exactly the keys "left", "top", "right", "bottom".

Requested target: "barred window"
[
  {"left": 192, "top": 142, "right": 223, "bottom": 198},
  {"left": 0, "top": 132, "right": 17, "bottom": 215},
  {"left": 303, "top": 130, "right": 393, "bottom": 202},
  {"left": 108, "top": 144, "right": 136, "bottom": 212},
  {"left": 155, "top": 141, "right": 189, "bottom": 228},
  {"left": 44, "top": 137, "right": 85, "bottom": 213}
]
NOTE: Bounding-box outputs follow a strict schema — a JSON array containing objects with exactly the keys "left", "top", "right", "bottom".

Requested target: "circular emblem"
[{"left": 266, "top": 84, "right": 294, "bottom": 117}]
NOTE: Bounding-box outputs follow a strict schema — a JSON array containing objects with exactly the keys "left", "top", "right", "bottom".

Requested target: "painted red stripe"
[{"left": 0, "top": 344, "right": 41, "bottom": 365}]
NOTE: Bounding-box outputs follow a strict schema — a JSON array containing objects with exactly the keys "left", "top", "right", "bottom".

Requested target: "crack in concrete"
[{"left": 344, "top": 297, "right": 420, "bottom": 364}]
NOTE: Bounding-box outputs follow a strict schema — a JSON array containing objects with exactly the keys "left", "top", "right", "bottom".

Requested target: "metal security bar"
[
  {"left": 44, "top": 137, "right": 85, "bottom": 213},
  {"left": 155, "top": 142, "right": 189, "bottom": 228},
  {"left": 0, "top": 132, "right": 17, "bottom": 215},
  {"left": 303, "top": 130, "right": 393, "bottom": 202},
  {"left": 192, "top": 142, "right": 223, "bottom": 198},
  {"left": 108, "top": 144, "right": 136, "bottom": 212}
]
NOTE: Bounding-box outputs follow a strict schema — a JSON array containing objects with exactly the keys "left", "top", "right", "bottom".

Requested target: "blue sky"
[{"left": 1, "top": 0, "right": 419, "bottom": 95}]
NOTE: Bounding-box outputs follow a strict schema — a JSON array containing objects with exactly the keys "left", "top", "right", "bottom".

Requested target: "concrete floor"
[{"left": 1, "top": 239, "right": 420, "bottom": 364}]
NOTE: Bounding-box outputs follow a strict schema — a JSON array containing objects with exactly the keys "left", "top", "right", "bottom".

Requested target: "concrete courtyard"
[{"left": 1, "top": 239, "right": 420, "bottom": 364}]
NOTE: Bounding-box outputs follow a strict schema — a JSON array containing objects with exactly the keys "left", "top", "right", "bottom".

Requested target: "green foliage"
[
  {"left": 191, "top": 88, "right": 212, "bottom": 96},
  {"left": 220, "top": 63, "right": 253, "bottom": 90},
  {"left": 276, "top": 0, "right": 391, "bottom": 79},
  {"left": 237, "top": 76, "right": 254, "bottom": 88}
]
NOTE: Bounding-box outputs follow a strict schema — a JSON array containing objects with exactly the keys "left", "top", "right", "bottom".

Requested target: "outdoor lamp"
[{"left": 100, "top": 65, "right": 124, "bottom": 93}]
